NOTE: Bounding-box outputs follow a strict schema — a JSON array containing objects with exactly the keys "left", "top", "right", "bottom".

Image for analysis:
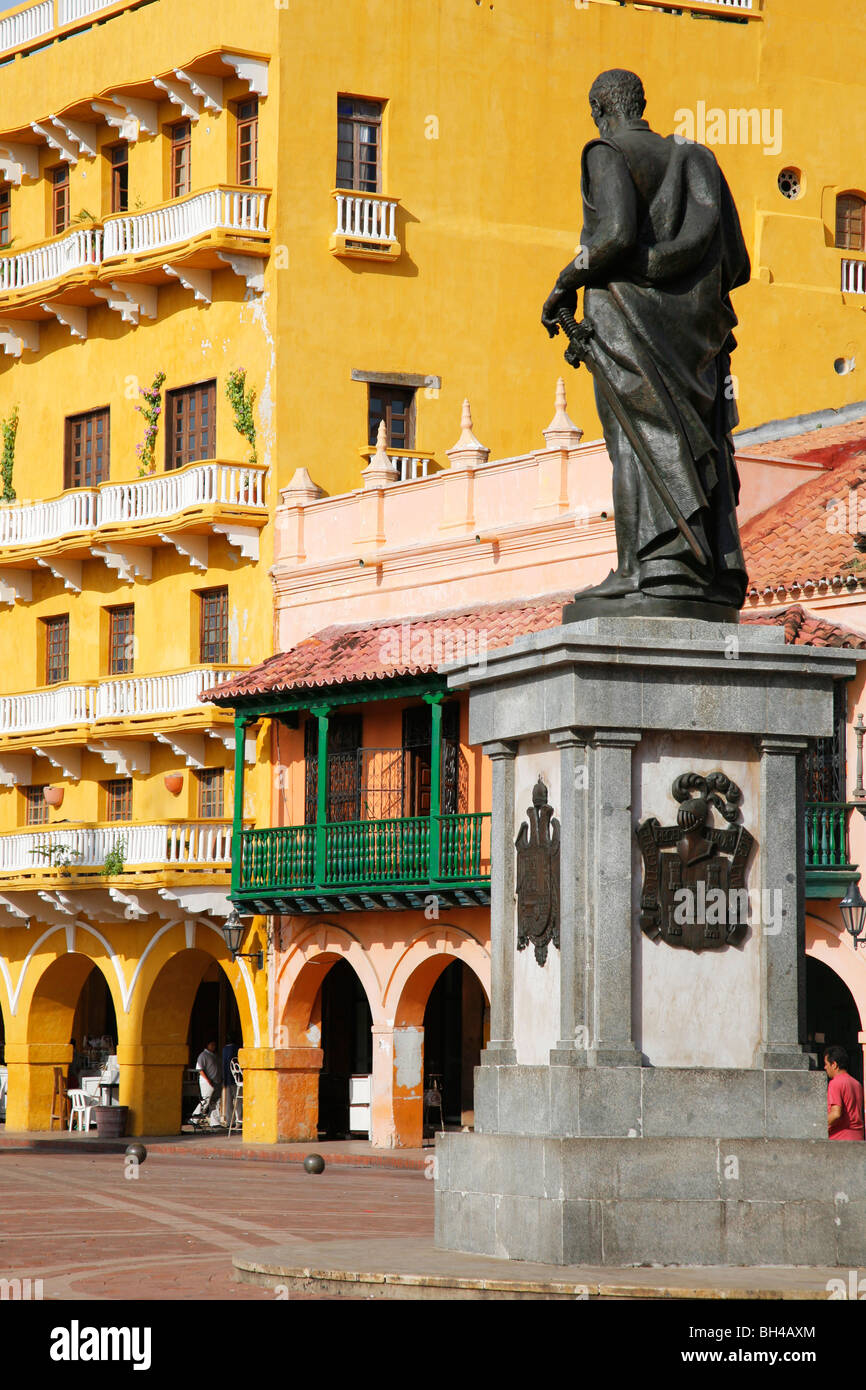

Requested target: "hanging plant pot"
[
  {"left": 43, "top": 786, "right": 64, "bottom": 808},
  {"left": 164, "top": 773, "right": 184, "bottom": 796}
]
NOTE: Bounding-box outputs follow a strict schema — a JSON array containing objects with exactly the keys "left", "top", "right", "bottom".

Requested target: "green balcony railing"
[
  {"left": 237, "top": 812, "right": 490, "bottom": 897},
  {"left": 805, "top": 801, "right": 861, "bottom": 898}
]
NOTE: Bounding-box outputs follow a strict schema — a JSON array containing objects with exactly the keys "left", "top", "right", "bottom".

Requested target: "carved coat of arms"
[
  {"left": 636, "top": 771, "right": 755, "bottom": 951},
  {"left": 515, "top": 776, "right": 560, "bottom": 966}
]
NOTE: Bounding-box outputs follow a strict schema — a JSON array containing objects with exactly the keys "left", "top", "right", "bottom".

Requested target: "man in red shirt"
[{"left": 824, "top": 1046, "right": 865, "bottom": 1140}]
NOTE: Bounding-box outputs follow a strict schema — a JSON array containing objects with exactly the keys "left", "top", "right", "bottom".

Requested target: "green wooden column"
[
  {"left": 424, "top": 693, "right": 444, "bottom": 881},
  {"left": 231, "top": 714, "right": 249, "bottom": 898},
  {"left": 311, "top": 703, "right": 330, "bottom": 887}
]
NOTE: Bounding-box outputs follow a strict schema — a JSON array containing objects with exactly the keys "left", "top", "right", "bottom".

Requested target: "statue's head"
[{"left": 588, "top": 69, "right": 646, "bottom": 132}]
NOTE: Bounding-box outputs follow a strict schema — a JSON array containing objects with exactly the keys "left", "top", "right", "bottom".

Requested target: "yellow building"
[{"left": 1, "top": 0, "right": 866, "bottom": 1139}]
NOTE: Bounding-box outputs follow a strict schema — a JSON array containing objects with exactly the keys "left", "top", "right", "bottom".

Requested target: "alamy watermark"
[
  {"left": 673, "top": 103, "right": 782, "bottom": 157},
  {"left": 378, "top": 623, "right": 488, "bottom": 673}
]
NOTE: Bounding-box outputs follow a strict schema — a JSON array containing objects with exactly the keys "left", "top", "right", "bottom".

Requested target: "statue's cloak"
[{"left": 580, "top": 122, "right": 751, "bottom": 604}]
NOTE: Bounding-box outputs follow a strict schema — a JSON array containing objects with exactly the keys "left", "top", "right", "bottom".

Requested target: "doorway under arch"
[
  {"left": 317, "top": 958, "right": 373, "bottom": 1139},
  {"left": 422, "top": 959, "right": 489, "bottom": 1129},
  {"left": 806, "top": 956, "right": 863, "bottom": 1083}
]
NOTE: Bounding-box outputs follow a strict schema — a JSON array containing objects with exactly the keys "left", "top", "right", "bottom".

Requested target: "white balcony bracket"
[
  {"left": 174, "top": 69, "right": 223, "bottom": 113},
  {"left": 205, "top": 726, "right": 256, "bottom": 764},
  {"left": 91, "top": 544, "right": 152, "bottom": 583},
  {"left": 153, "top": 731, "right": 206, "bottom": 768},
  {"left": 32, "top": 746, "right": 82, "bottom": 781},
  {"left": 37, "top": 556, "right": 82, "bottom": 593},
  {"left": 37, "top": 890, "right": 76, "bottom": 916},
  {"left": 0, "top": 157, "right": 21, "bottom": 187},
  {"left": 31, "top": 122, "right": 78, "bottom": 165},
  {"left": 87, "top": 740, "right": 151, "bottom": 776},
  {"left": 0, "top": 320, "right": 40, "bottom": 358},
  {"left": 0, "top": 754, "right": 33, "bottom": 787},
  {"left": 158, "top": 886, "right": 232, "bottom": 917},
  {"left": 51, "top": 890, "right": 126, "bottom": 923},
  {"left": 0, "top": 142, "right": 39, "bottom": 181},
  {"left": 91, "top": 101, "right": 139, "bottom": 143},
  {"left": 152, "top": 76, "right": 200, "bottom": 122},
  {"left": 220, "top": 53, "right": 269, "bottom": 97},
  {"left": 0, "top": 893, "right": 33, "bottom": 921},
  {"left": 0, "top": 570, "right": 33, "bottom": 605},
  {"left": 91, "top": 282, "right": 158, "bottom": 324},
  {"left": 212, "top": 523, "right": 259, "bottom": 560},
  {"left": 216, "top": 252, "right": 264, "bottom": 293},
  {"left": 108, "top": 95, "right": 159, "bottom": 137},
  {"left": 49, "top": 116, "right": 98, "bottom": 160},
  {"left": 163, "top": 264, "right": 212, "bottom": 304},
  {"left": 157, "top": 530, "right": 208, "bottom": 570},
  {"left": 40, "top": 303, "right": 88, "bottom": 340},
  {"left": 108, "top": 887, "right": 165, "bottom": 920}
]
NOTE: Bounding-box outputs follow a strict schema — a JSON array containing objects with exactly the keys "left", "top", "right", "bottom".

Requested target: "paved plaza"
[{"left": 0, "top": 1148, "right": 433, "bottom": 1301}]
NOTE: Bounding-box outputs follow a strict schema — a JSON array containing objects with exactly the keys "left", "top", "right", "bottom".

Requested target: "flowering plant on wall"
[
  {"left": 1, "top": 404, "right": 18, "bottom": 502},
  {"left": 226, "top": 368, "right": 257, "bottom": 465},
  {"left": 135, "top": 371, "right": 166, "bottom": 476}
]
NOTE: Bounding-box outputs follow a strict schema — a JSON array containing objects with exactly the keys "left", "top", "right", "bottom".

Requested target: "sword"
[{"left": 556, "top": 306, "right": 709, "bottom": 568}]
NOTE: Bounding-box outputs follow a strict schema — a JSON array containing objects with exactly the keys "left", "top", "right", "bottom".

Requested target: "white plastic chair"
[
  {"left": 228, "top": 1057, "right": 243, "bottom": 1136},
  {"left": 67, "top": 1089, "right": 95, "bottom": 1132}
]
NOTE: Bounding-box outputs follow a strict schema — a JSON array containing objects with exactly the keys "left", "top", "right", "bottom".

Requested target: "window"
[
  {"left": 199, "top": 586, "right": 229, "bottom": 664},
  {"left": 196, "top": 768, "right": 224, "bottom": 819},
  {"left": 236, "top": 98, "right": 258, "bottom": 186},
  {"left": 44, "top": 615, "right": 70, "bottom": 686},
  {"left": 836, "top": 194, "right": 866, "bottom": 252},
  {"left": 23, "top": 786, "right": 48, "bottom": 826},
  {"left": 0, "top": 184, "right": 10, "bottom": 247},
  {"left": 336, "top": 97, "right": 382, "bottom": 193},
  {"left": 64, "top": 407, "right": 110, "bottom": 488},
  {"left": 108, "top": 605, "right": 134, "bottom": 675},
  {"left": 51, "top": 165, "right": 70, "bottom": 236},
  {"left": 304, "top": 713, "right": 362, "bottom": 823},
  {"left": 170, "top": 121, "right": 191, "bottom": 199},
  {"left": 165, "top": 380, "right": 215, "bottom": 470},
  {"left": 105, "top": 778, "right": 132, "bottom": 823},
  {"left": 108, "top": 143, "right": 129, "bottom": 214},
  {"left": 368, "top": 385, "right": 415, "bottom": 451}
]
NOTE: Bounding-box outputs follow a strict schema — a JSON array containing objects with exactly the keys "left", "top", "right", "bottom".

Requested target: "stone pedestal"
[{"left": 435, "top": 616, "right": 866, "bottom": 1266}]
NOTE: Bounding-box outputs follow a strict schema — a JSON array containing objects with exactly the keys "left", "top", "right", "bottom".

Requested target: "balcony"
[
  {"left": 0, "top": 821, "right": 232, "bottom": 914},
  {"left": 0, "top": 666, "right": 238, "bottom": 746},
  {"left": 359, "top": 446, "right": 434, "bottom": 482},
  {"left": 0, "top": 0, "right": 128, "bottom": 56},
  {"left": 842, "top": 260, "right": 866, "bottom": 296},
  {"left": 330, "top": 190, "right": 401, "bottom": 261},
  {"left": 0, "top": 459, "right": 268, "bottom": 588},
  {"left": 805, "top": 801, "right": 864, "bottom": 898},
  {"left": 0, "top": 227, "right": 102, "bottom": 307},
  {"left": 235, "top": 812, "right": 491, "bottom": 913},
  {"left": 102, "top": 186, "right": 270, "bottom": 290}
]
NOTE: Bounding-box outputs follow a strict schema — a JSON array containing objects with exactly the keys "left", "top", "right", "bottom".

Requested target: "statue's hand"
[{"left": 541, "top": 291, "right": 563, "bottom": 338}]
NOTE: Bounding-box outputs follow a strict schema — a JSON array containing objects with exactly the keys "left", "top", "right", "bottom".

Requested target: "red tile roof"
[
  {"left": 204, "top": 596, "right": 866, "bottom": 705},
  {"left": 741, "top": 419, "right": 866, "bottom": 590},
  {"left": 205, "top": 595, "right": 570, "bottom": 702}
]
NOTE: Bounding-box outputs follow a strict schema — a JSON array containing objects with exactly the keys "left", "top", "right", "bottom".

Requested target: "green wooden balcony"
[
  {"left": 805, "top": 801, "right": 862, "bottom": 898},
  {"left": 235, "top": 811, "right": 491, "bottom": 913}
]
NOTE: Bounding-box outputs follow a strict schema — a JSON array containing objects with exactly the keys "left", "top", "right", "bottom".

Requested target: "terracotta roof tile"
[
  {"left": 203, "top": 596, "right": 866, "bottom": 705},
  {"left": 742, "top": 419, "right": 866, "bottom": 589}
]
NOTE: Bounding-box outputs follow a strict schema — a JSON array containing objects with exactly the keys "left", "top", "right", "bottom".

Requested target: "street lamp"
[
  {"left": 222, "top": 907, "right": 263, "bottom": 969},
  {"left": 839, "top": 880, "right": 866, "bottom": 949}
]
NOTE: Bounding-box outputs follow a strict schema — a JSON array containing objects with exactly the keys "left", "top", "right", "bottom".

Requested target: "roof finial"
[
  {"left": 543, "top": 377, "right": 583, "bottom": 449},
  {"left": 447, "top": 397, "right": 490, "bottom": 470},
  {"left": 362, "top": 418, "right": 399, "bottom": 488}
]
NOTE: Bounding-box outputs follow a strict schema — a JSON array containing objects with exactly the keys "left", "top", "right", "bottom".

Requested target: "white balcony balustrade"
[
  {"left": 56, "top": 0, "right": 117, "bottom": 22},
  {"left": 103, "top": 188, "right": 268, "bottom": 260},
  {"left": 0, "top": 488, "right": 97, "bottom": 547},
  {"left": 842, "top": 259, "right": 866, "bottom": 295},
  {"left": 333, "top": 192, "right": 398, "bottom": 246},
  {"left": 0, "top": 0, "right": 52, "bottom": 54},
  {"left": 0, "top": 461, "right": 265, "bottom": 557},
  {"left": 0, "top": 821, "right": 232, "bottom": 874},
  {"left": 0, "top": 228, "right": 102, "bottom": 295},
  {"left": 98, "top": 461, "right": 265, "bottom": 526},
  {"left": 0, "top": 667, "right": 237, "bottom": 736}
]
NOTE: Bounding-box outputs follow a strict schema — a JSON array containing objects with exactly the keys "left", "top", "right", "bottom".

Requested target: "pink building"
[{"left": 207, "top": 390, "right": 866, "bottom": 1145}]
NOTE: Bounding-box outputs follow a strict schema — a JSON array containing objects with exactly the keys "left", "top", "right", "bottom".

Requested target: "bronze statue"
[{"left": 542, "top": 70, "right": 750, "bottom": 621}]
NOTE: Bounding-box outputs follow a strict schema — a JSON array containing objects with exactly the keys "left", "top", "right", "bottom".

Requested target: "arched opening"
[
  {"left": 836, "top": 192, "right": 866, "bottom": 252},
  {"left": 806, "top": 956, "right": 863, "bottom": 1083},
  {"left": 25, "top": 953, "right": 120, "bottom": 1130},
  {"left": 422, "top": 960, "right": 489, "bottom": 1129},
  {"left": 316, "top": 958, "right": 373, "bottom": 1138},
  {"left": 139, "top": 947, "right": 246, "bottom": 1134},
  {"left": 71, "top": 965, "right": 118, "bottom": 1076}
]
